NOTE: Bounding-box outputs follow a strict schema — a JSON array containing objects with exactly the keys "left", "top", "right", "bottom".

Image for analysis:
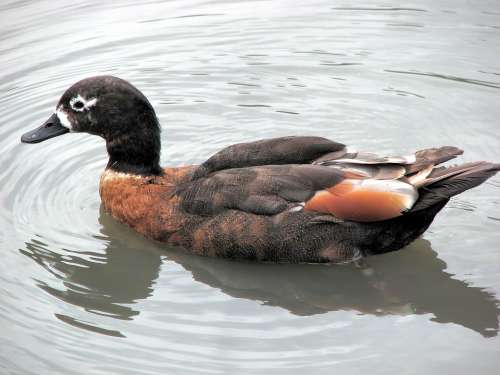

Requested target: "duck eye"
[
  {"left": 70, "top": 95, "right": 97, "bottom": 112},
  {"left": 72, "top": 100, "right": 84, "bottom": 110}
]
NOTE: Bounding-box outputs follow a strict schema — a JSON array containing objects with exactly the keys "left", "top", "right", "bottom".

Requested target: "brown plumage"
[{"left": 21, "top": 76, "right": 500, "bottom": 263}]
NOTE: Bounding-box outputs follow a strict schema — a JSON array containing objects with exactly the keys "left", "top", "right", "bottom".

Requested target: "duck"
[{"left": 21, "top": 75, "right": 500, "bottom": 263}]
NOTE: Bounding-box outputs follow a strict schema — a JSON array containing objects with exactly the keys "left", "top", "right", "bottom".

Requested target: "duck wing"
[
  {"left": 193, "top": 136, "right": 463, "bottom": 180},
  {"left": 192, "top": 136, "right": 346, "bottom": 179},
  {"left": 179, "top": 163, "right": 419, "bottom": 222},
  {"left": 184, "top": 137, "right": 474, "bottom": 222}
]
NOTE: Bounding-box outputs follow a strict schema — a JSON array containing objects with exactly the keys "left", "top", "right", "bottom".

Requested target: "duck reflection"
[
  {"left": 169, "top": 238, "right": 500, "bottom": 338},
  {"left": 21, "top": 205, "right": 499, "bottom": 338},
  {"left": 20, "top": 207, "right": 163, "bottom": 336}
]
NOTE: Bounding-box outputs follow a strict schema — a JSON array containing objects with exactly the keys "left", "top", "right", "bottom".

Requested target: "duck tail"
[
  {"left": 406, "top": 146, "right": 464, "bottom": 174},
  {"left": 410, "top": 161, "right": 500, "bottom": 211}
]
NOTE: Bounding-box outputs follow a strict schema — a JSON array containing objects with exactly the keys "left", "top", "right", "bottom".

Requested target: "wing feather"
[{"left": 185, "top": 137, "right": 465, "bottom": 223}]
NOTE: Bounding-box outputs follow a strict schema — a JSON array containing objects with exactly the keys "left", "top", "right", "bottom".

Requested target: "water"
[{"left": 1, "top": 0, "right": 500, "bottom": 373}]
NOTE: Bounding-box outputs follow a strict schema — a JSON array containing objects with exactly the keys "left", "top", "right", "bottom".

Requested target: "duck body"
[
  {"left": 22, "top": 76, "right": 500, "bottom": 263},
  {"left": 98, "top": 163, "right": 444, "bottom": 263}
]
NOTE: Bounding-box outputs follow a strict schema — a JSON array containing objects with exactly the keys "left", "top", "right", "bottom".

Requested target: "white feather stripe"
[
  {"left": 56, "top": 108, "right": 72, "bottom": 130},
  {"left": 333, "top": 153, "right": 416, "bottom": 165}
]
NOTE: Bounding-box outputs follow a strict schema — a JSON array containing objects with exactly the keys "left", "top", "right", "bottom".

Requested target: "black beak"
[{"left": 21, "top": 113, "right": 69, "bottom": 144}]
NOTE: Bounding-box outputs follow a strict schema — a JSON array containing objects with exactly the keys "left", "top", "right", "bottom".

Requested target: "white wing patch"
[
  {"left": 289, "top": 202, "right": 305, "bottom": 212},
  {"left": 351, "top": 179, "right": 418, "bottom": 210}
]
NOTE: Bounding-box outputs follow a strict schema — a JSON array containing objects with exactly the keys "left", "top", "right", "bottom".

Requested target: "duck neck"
[{"left": 105, "top": 128, "right": 163, "bottom": 176}]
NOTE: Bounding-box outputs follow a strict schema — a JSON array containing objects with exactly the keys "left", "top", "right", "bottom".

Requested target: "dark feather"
[
  {"left": 406, "top": 146, "right": 463, "bottom": 174},
  {"left": 192, "top": 136, "right": 345, "bottom": 179},
  {"left": 411, "top": 162, "right": 500, "bottom": 211},
  {"left": 179, "top": 164, "right": 345, "bottom": 216}
]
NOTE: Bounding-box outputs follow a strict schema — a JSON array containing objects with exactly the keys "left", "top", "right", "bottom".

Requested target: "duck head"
[{"left": 21, "top": 76, "right": 162, "bottom": 175}]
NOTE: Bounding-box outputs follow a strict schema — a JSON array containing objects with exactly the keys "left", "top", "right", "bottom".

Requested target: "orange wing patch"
[{"left": 304, "top": 179, "right": 418, "bottom": 222}]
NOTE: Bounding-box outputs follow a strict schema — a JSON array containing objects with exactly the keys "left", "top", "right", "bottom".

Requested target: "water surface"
[{"left": 1, "top": 0, "right": 499, "bottom": 374}]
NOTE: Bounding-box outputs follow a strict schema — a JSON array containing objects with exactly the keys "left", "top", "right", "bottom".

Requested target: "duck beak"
[{"left": 21, "top": 113, "right": 69, "bottom": 144}]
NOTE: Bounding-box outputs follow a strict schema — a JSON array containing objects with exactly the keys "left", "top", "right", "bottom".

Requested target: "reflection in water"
[
  {"left": 172, "top": 242, "right": 500, "bottom": 338},
  {"left": 20, "top": 206, "right": 500, "bottom": 338},
  {"left": 22, "top": 237, "right": 161, "bottom": 321},
  {"left": 20, "top": 207, "right": 163, "bottom": 336}
]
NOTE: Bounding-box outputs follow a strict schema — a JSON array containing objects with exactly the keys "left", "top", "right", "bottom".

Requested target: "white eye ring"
[{"left": 70, "top": 95, "right": 97, "bottom": 112}]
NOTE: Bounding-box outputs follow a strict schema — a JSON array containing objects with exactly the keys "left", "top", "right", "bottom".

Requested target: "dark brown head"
[{"left": 21, "top": 76, "right": 162, "bottom": 175}]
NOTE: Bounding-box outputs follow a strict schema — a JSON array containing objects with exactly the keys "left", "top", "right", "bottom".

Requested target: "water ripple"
[
  {"left": 385, "top": 69, "right": 500, "bottom": 89},
  {"left": 331, "top": 7, "right": 427, "bottom": 12},
  {"left": 1, "top": 0, "right": 500, "bottom": 374}
]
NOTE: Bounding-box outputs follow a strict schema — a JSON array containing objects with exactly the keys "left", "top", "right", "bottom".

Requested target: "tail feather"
[
  {"left": 411, "top": 162, "right": 500, "bottom": 211},
  {"left": 406, "top": 164, "right": 434, "bottom": 187},
  {"left": 417, "top": 161, "right": 488, "bottom": 187},
  {"left": 406, "top": 146, "right": 463, "bottom": 174}
]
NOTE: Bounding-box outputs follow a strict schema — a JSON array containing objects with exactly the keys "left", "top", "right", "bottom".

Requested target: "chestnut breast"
[{"left": 99, "top": 166, "right": 196, "bottom": 240}]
